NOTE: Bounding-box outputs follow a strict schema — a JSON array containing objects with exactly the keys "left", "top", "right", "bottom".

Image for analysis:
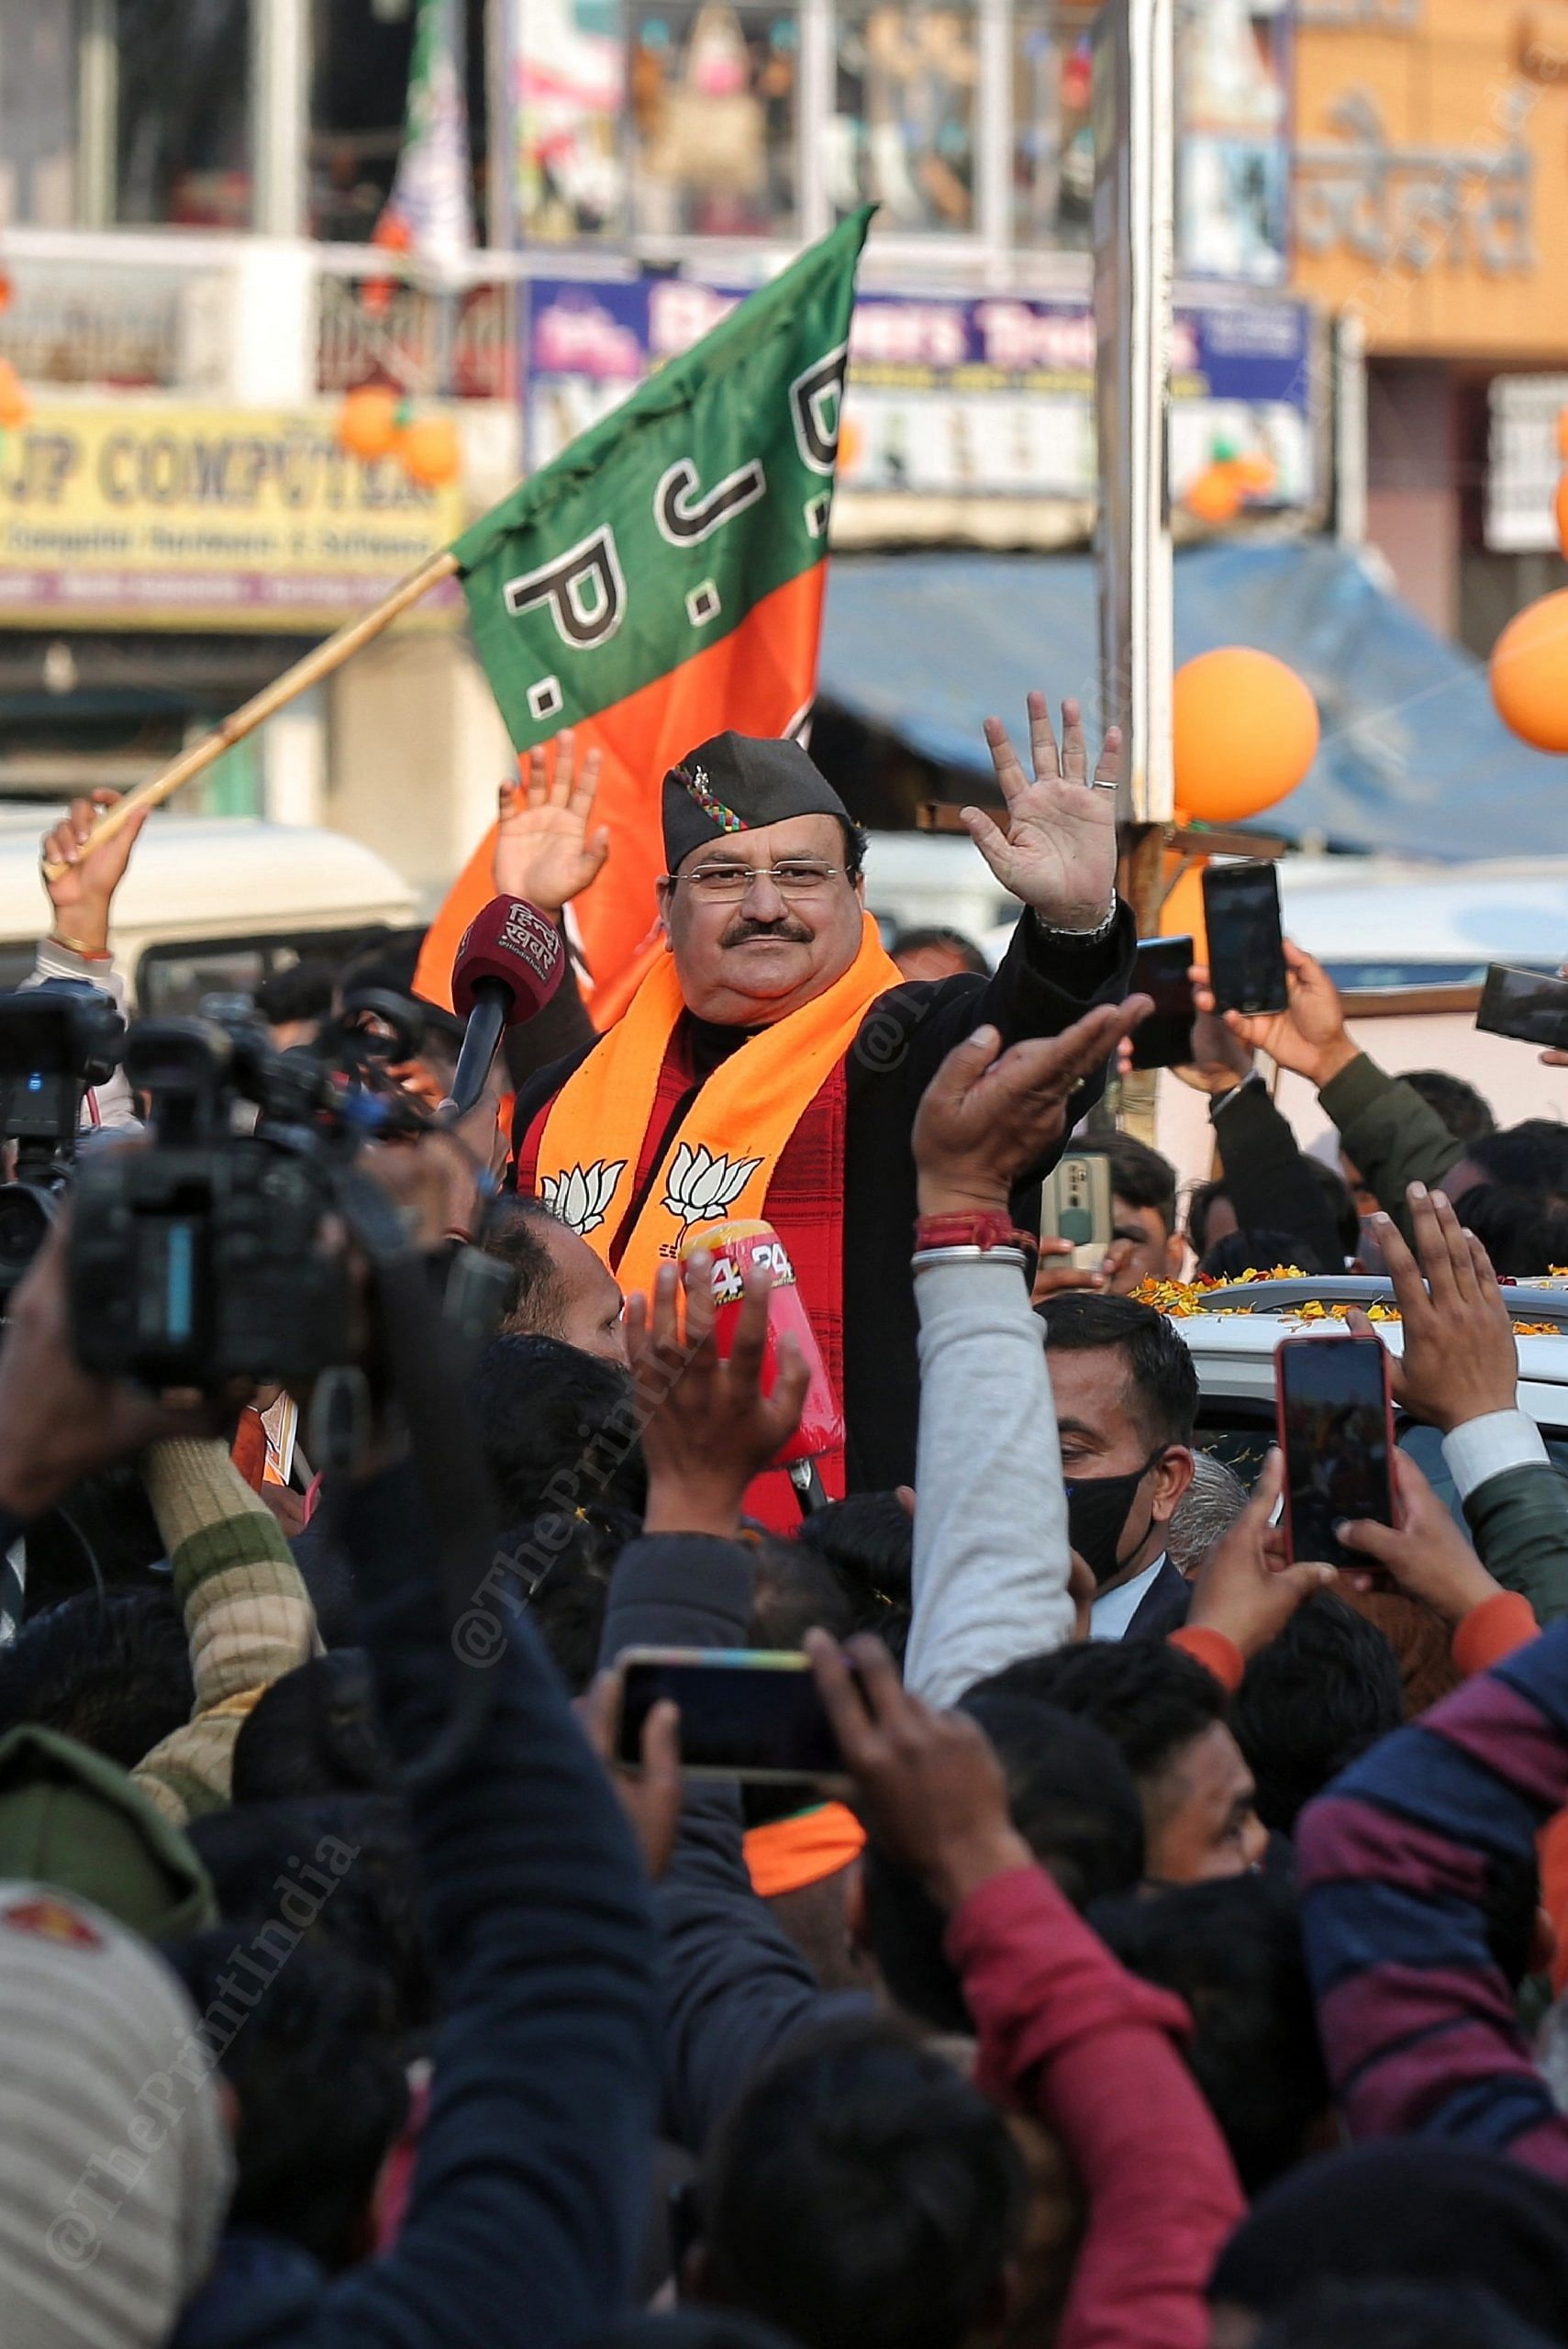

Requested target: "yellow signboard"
[{"left": 0, "top": 401, "right": 467, "bottom": 630}]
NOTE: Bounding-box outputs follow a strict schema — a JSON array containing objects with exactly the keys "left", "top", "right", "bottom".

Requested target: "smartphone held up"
[
  {"left": 615, "top": 1647, "right": 848, "bottom": 1787},
  {"left": 1129, "top": 937, "right": 1197, "bottom": 1070},
  {"left": 1274, "top": 1332, "right": 1397, "bottom": 1571},
  {"left": 1475, "top": 964, "right": 1568, "bottom": 1054},
  {"left": 1203, "top": 863, "right": 1288, "bottom": 1017}
]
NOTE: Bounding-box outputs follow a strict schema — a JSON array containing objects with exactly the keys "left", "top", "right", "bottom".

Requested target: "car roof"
[{"left": 1172, "top": 1279, "right": 1568, "bottom": 1431}]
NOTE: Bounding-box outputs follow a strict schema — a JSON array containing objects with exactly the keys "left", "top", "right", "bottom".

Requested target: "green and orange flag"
[{"left": 415, "top": 207, "right": 873, "bottom": 1020}]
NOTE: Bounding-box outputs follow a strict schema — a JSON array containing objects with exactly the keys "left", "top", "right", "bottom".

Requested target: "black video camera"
[
  {"left": 0, "top": 982, "right": 126, "bottom": 1298},
  {"left": 70, "top": 1009, "right": 357, "bottom": 1389}
]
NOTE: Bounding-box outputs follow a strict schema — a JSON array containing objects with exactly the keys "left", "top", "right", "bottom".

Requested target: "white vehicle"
[
  {"left": 1172, "top": 1275, "right": 1568, "bottom": 1508},
  {"left": 0, "top": 811, "right": 420, "bottom": 1012}
]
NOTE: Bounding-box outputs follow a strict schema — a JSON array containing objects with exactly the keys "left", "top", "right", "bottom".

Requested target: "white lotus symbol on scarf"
[
  {"left": 541, "top": 1158, "right": 626, "bottom": 1236},
  {"left": 662, "top": 1143, "right": 762, "bottom": 1227}
]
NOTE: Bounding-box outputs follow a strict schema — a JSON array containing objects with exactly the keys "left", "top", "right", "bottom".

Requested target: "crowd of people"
[{"left": 3, "top": 703, "right": 1568, "bottom": 2349}]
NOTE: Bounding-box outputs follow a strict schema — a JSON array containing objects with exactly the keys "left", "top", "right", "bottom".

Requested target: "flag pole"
[{"left": 41, "top": 546, "right": 462, "bottom": 882}]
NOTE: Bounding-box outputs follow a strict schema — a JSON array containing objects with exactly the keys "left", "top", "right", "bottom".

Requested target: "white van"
[{"left": 0, "top": 810, "right": 420, "bottom": 1012}]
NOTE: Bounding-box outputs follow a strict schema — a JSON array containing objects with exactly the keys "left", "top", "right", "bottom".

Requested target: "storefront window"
[
  {"left": 0, "top": 0, "right": 78, "bottom": 227},
  {"left": 1011, "top": 6, "right": 1093, "bottom": 250},
  {"left": 831, "top": 0, "right": 976, "bottom": 235},
  {"left": 515, "top": 0, "right": 628, "bottom": 240},
  {"left": 116, "top": 0, "right": 251, "bottom": 227},
  {"left": 310, "top": 0, "right": 486, "bottom": 244},
  {"left": 1175, "top": 0, "right": 1290, "bottom": 282},
  {"left": 628, "top": 0, "right": 797, "bottom": 238}
]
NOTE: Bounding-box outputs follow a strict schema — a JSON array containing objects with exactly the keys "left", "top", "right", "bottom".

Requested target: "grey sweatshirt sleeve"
[{"left": 901, "top": 1256, "right": 1073, "bottom": 1708}]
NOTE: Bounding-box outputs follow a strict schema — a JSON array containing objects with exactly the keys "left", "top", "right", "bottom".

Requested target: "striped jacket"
[{"left": 1297, "top": 1614, "right": 1568, "bottom": 2180}]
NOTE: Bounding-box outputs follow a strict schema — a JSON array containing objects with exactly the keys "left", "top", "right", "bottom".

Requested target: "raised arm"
[
  {"left": 133, "top": 1436, "right": 317, "bottom": 1823},
  {"left": 902, "top": 1002, "right": 1148, "bottom": 1705}
]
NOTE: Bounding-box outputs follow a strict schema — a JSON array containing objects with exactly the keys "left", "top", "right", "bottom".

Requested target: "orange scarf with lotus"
[{"left": 532, "top": 913, "right": 902, "bottom": 1302}]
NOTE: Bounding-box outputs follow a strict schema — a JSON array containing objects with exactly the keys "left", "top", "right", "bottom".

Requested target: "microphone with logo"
[
  {"left": 442, "top": 896, "right": 565, "bottom": 1119},
  {"left": 678, "top": 1218, "right": 844, "bottom": 1514}
]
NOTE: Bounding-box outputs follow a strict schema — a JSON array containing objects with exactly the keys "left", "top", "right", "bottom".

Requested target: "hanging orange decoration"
[
  {"left": 1491, "top": 590, "right": 1568, "bottom": 754},
  {"left": 397, "top": 415, "right": 462, "bottom": 488},
  {"left": 0, "top": 358, "right": 30, "bottom": 429},
  {"left": 336, "top": 386, "right": 400, "bottom": 462}
]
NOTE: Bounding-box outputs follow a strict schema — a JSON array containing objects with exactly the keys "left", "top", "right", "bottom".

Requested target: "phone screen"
[
  {"left": 1204, "top": 864, "right": 1287, "bottom": 1016},
  {"left": 1475, "top": 964, "right": 1568, "bottom": 1052},
  {"left": 1129, "top": 937, "right": 1196, "bottom": 1069},
  {"left": 617, "top": 1650, "right": 843, "bottom": 1781},
  {"left": 1276, "top": 1336, "right": 1394, "bottom": 1569}
]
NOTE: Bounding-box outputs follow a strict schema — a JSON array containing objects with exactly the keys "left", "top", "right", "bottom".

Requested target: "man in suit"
[{"left": 1034, "top": 1294, "right": 1198, "bottom": 1642}]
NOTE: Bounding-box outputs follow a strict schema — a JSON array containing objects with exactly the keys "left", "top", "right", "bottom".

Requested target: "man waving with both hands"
[{"left": 501, "top": 696, "right": 1138, "bottom": 1501}]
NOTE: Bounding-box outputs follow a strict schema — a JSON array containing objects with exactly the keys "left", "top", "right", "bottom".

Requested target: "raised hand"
[
  {"left": 41, "top": 788, "right": 149, "bottom": 955},
  {"left": 962, "top": 694, "right": 1120, "bottom": 933},
  {"left": 913, "top": 998, "right": 1151, "bottom": 1219},
  {"left": 806, "top": 1630, "right": 1030, "bottom": 1911},
  {"left": 1348, "top": 1185, "right": 1518, "bottom": 1435},
  {"left": 1338, "top": 1447, "right": 1502, "bottom": 1623},
  {"left": 626, "top": 1251, "right": 809, "bottom": 1537},
  {"left": 578, "top": 1669, "right": 683, "bottom": 1882},
  {"left": 1197, "top": 938, "right": 1357, "bottom": 1089},
  {"left": 1184, "top": 1449, "right": 1336, "bottom": 1661},
  {"left": 493, "top": 729, "right": 611, "bottom": 916}
]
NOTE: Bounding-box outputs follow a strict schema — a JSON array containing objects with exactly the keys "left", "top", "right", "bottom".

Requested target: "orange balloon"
[
  {"left": 1173, "top": 647, "right": 1320, "bottom": 823},
  {"left": 1159, "top": 856, "right": 1208, "bottom": 962},
  {"left": 0, "top": 356, "right": 28, "bottom": 429},
  {"left": 1491, "top": 588, "right": 1568, "bottom": 753},
  {"left": 398, "top": 415, "right": 461, "bottom": 487},
  {"left": 337, "top": 385, "right": 399, "bottom": 462},
  {"left": 1555, "top": 473, "right": 1568, "bottom": 561},
  {"left": 1184, "top": 464, "right": 1244, "bottom": 527}
]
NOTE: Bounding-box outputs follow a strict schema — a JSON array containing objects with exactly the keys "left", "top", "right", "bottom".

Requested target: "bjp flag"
[{"left": 414, "top": 208, "right": 872, "bottom": 1021}]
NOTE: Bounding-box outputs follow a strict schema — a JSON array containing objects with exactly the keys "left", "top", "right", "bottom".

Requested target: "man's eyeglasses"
[{"left": 662, "top": 861, "right": 848, "bottom": 901}]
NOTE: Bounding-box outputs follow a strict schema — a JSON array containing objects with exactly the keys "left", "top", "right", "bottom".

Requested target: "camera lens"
[{"left": 0, "top": 1182, "right": 56, "bottom": 1280}]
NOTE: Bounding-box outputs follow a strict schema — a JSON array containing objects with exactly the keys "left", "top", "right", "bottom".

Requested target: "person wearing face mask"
[{"left": 1034, "top": 1292, "right": 1198, "bottom": 1642}]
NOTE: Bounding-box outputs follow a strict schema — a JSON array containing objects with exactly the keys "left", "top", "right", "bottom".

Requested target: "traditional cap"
[{"left": 662, "top": 732, "right": 852, "bottom": 874}]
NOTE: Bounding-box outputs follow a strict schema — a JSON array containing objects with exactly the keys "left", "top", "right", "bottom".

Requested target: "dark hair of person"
[
  {"left": 1449, "top": 1185, "right": 1568, "bottom": 1280},
  {"left": 1306, "top": 1158, "right": 1361, "bottom": 1260},
  {"left": 481, "top": 1195, "right": 571, "bottom": 1339},
  {"left": 1102, "top": 1132, "right": 1179, "bottom": 1238},
  {"left": 336, "top": 930, "right": 423, "bottom": 1003},
  {"left": 1199, "top": 1228, "right": 1337, "bottom": 1281},
  {"left": 1229, "top": 1594, "right": 1403, "bottom": 1833},
  {"left": 1185, "top": 1176, "right": 1229, "bottom": 1261},
  {"left": 1401, "top": 1071, "right": 1496, "bottom": 1147},
  {"left": 887, "top": 925, "right": 988, "bottom": 975},
  {"left": 485, "top": 1503, "right": 642, "bottom": 1695},
  {"left": 469, "top": 1333, "right": 646, "bottom": 1520},
  {"left": 1253, "top": 2280, "right": 1553, "bottom": 2349},
  {"left": 796, "top": 1493, "right": 913, "bottom": 1653},
  {"left": 231, "top": 1652, "right": 392, "bottom": 1805},
  {"left": 161, "top": 1929, "right": 410, "bottom": 2272},
  {"left": 1092, "top": 1873, "right": 1329, "bottom": 2192},
  {"left": 973, "top": 1639, "right": 1223, "bottom": 1790},
  {"left": 1034, "top": 1291, "right": 1199, "bottom": 1450},
  {"left": 840, "top": 819, "right": 869, "bottom": 882},
  {"left": 0, "top": 1587, "right": 194, "bottom": 1769},
  {"left": 187, "top": 1793, "right": 434, "bottom": 2042},
  {"left": 700, "top": 2020, "right": 1026, "bottom": 2349},
  {"left": 863, "top": 1695, "right": 1144, "bottom": 2033},
  {"left": 1466, "top": 1119, "right": 1568, "bottom": 1200},
  {"left": 254, "top": 958, "right": 335, "bottom": 1030}
]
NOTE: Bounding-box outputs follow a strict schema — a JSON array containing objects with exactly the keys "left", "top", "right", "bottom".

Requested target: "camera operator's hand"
[
  {"left": 1338, "top": 1447, "right": 1501, "bottom": 1623},
  {"left": 628, "top": 1252, "right": 809, "bottom": 1538},
  {"left": 0, "top": 1219, "right": 229, "bottom": 1523},
  {"left": 577, "top": 1669, "right": 682, "bottom": 1883},
  {"left": 42, "top": 789, "right": 148, "bottom": 958},
  {"left": 361, "top": 1130, "right": 490, "bottom": 1252},
  {"left": 806, "top": 1630, "right": 1031, "bottom": 1911}
]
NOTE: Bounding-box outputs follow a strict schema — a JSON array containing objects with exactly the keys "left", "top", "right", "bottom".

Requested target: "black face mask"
[{"left": 1065, "top": 1451, "right": 1166, "bottom": 1589}]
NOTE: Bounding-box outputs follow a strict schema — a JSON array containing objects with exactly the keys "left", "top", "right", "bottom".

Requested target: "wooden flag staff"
[{"left": 40, "top": 545, "right": 462, "bottom": 884}]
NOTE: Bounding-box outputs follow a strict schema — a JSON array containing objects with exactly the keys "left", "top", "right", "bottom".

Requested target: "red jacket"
[{"left": 947, "top": 1867, "right": 1244, "bottom": 2349}]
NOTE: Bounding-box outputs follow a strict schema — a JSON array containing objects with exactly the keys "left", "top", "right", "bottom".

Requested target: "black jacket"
[{"left": 514, "top": 907, "right": 1137, "bottom": 1489}]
